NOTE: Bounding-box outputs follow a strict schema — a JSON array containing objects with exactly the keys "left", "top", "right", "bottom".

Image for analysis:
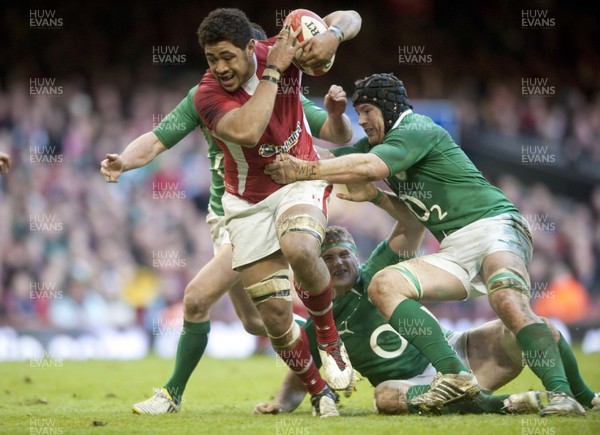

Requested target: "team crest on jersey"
[
  {"left": 258, "top": 144, "right": 278, "bottom": 157},
  {"left": 258, "top": 122, "right": 302, "bottom": 158},
  {"left": 395, "top": 171, "right": 407, "bottom": 181}
]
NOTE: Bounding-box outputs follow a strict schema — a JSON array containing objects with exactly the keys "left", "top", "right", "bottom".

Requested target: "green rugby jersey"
[
  {"left": 331, "top": 111, "right": 518, "bottom": 241},
  {"left": 153, "top": 86, "right": 329, "bottom": 217},
  {"left": 305, "top": 241, "right": 431, "bottom": 386}
]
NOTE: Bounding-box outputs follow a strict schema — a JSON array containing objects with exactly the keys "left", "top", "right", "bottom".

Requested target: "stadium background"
[{"left": 1, "top": 0, "right": 599, "bottom": 361}]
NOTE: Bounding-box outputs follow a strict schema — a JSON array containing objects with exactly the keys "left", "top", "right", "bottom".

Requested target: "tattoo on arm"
[{"left": 298, "top": 163, "right": 319, "bottom": 179}]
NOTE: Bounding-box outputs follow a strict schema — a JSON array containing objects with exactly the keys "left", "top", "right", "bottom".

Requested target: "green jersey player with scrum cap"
[{"left": 265, "top": 73, "right": 594, "bottom": 416}]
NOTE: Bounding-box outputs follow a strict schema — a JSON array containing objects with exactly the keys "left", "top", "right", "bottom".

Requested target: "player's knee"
[
  {"left": 239, "top": 313, "right": 266, "bottom": 336},
  {"left": 374, "top": 381, "right": 409, "bottom": 415},
  {"left": 368, "top": 271, "right": 389, "bottom": 305},
  {"left": 278, "top": 214, "right": 324, "bottom": 263},
  {"left": 183, "top": 284, "right": 210, "bottom": 319},
  {"left": 282, "top": 240, "right": 318, "bottom": 270},
  {"left": 368, "top": 269, "right": 412, "bottom": 303}
]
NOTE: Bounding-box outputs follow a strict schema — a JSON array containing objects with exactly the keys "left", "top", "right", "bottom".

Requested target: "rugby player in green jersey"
[
  {"left": 99, "top": 19, "right": 359, "bottom": 415},
  {"left": 255, "top": 219, "right": 598, "bottom": 415},
  {"left": 265, "top": 73, "right": 598, "bottom": 416}
]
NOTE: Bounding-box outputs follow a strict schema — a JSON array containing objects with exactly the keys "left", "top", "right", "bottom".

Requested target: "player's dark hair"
[
  {"left": 197, "top": 8, "right": 253, "bottom": 50},
  {"left": 352, "top": 73, "right": 412, "bottom": 133},
  {"left": 250, "top": 22, "right": 267, "bottom": 40}
]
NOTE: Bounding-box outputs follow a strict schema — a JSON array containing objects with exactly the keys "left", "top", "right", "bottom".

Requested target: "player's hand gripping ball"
[{"left": 283, "top": 9, "right": 335, "bottom": 76}]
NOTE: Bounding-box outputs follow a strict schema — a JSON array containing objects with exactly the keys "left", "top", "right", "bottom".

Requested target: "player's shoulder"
[
  {"left": 195, "top": 70, "right": 227, "bottom": 106},
  {"left": 253, "top": 37, "right": 276, "bottom": 60},
  {"left": 197, "top": 69, "right": 219, "bottom": 90},
  {"left": 398, "top": 112, "right": 442, "bottom": 133},
  {"left": 256, "top": 36, "right": 278, "bottom": 48}
]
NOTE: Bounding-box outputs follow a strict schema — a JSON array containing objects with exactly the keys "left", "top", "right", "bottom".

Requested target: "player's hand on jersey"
[
  {"left": 337, "top": 182, "right": 379, "bottom": 203},
  {"left": 100, "top": 153, "right": 124, "bottom": 183},
  {"left": 253, "top": 402, "right": 285, "bottom": 415},
  {"left": 265, "top": 153, "right": 316, "bottom": 184},
  {"left": 324, "top": 85, "right": 347, "bottom": 118},
  {"left": 267, "top": 25, "right": 309, "bottom": 73},
  {"left": 0, "top": 151, "right": 11, "bottom": 175},
  {"left": 297, "top": 31, "right": 338, "bottom": 69}
]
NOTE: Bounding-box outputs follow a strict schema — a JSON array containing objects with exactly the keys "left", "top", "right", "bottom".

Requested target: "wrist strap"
[
  {"left": 327, "top": 25, "right": 345, "bottom": 42},
  {"left": 261, "top": 75, "right": 279, "bottom": 84},
  {"left": 266, "top": 64, "right": 283, "bottom": 76},
  {"left": 262, "top": 67, "right": 281, "bottom": 82}
]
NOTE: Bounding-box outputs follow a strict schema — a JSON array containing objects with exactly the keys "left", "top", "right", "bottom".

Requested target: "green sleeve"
[
  {"left": 303, "top": 319, "right": 322, "bottom": 368},
  {"left": 153, "top": 86, "right": 202, "bottom": 149},
  {"left": 330, "top": 137, "right": 371, "bottom": 157},
  {"left": 359, "top": 241, "right": 400, "bottom": 289},
  {"left": 369, "top": 121, "right": 442, "bottom": 175},
  {"left": 301, "top": 95, "right": 327, "bottom": 139}
]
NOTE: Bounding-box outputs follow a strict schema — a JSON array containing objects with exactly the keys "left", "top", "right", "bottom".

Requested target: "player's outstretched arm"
[
  {"left": 323, "top": 10, "right": 362, "bottom": 41},
  {"left": 265, "top": 152, "right": 389, "bottom": 185},
  {"left": 298, "top": 10, "right": 362, "bottom": 69},
  {"left": 254, "top": 370, "right": 307, "bottom": 414},
  {"left": 100, "top": 132, "right": 167, "bottom": 183},
  {"left": 319, "top": 85, "right": 353, "bottom": 144},
  {"left": 385, "top": 210, "right": 426, "bottom": 256}
]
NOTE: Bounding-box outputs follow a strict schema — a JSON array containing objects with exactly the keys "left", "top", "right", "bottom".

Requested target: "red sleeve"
[{"left": 194, "top": 72, "right": 241, "bottom": 132}]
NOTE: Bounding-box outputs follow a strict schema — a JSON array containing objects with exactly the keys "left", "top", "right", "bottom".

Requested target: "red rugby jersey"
[{"left": 195, "top": 36, "right": 318, "bottom": 204}]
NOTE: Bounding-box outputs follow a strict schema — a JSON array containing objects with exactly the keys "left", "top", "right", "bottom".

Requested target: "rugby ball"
[{"left": 283, "top": 9, "right": 335, "bottom": 76}]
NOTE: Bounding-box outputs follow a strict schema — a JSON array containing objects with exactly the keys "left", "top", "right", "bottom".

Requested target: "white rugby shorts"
[
  {"left": 420, "top": 212, "right": 533, "bottom": 298},
  {"left": 222, "top": 180, "right": 331, "bottom": 269}
]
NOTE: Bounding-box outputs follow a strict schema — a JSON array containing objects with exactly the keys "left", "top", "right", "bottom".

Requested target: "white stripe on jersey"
[{"left": 222, "top": 138, "right": 249, "bottom": 195}]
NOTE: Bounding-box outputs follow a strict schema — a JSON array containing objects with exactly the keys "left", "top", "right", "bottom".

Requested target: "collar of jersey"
[
  {"left": 391, "top": 109, "right": 413, "bottom": 130},
  {"left": 242, "top": 53, "right": 260, "bottom": 95}
]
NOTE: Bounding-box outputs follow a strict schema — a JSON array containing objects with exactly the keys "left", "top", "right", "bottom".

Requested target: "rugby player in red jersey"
[{"left": 194, "top": 8, "right": 360, "bottom": 417}]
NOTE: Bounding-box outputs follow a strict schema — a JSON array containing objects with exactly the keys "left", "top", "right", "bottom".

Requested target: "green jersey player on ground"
[
  {"left": 265, "top": 73, "right": 596, "bottom": 416},
  {"left": 99, "top": 17, "right": 359, "bottom": 414},
  {"left": 255, "top": 218, "right": 599, "bottom": 416}
]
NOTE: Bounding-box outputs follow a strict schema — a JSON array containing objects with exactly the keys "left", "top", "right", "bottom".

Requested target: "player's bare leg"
[
  {"left": 182, "top": 244, "right": 240, "bottom": 323},
  {"left": 227, "top": 281, "right": 266, "bottom": 336},
  {"left": 240, "top": 252, "right": 339, "bottom": 417},
  {"left": 482, "top": 251, "right": 585, "bottom": 416},
  {"left": 375, "top": 378, "right": 545, "bottom": 415},
  {"left": 368, "top": 261, "right": 479, "bottom": 413},
  {"left": 465, "top": 319, "right": 523, "bottom": 390},
  {"left": 278, "top": 204, "right": 352, "bottom": 390},
  {"left": 133, "top": 244, "right": 241, "bottom": 414}
]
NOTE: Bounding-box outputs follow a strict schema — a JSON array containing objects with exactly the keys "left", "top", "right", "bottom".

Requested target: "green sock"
[
  {"left": 406, "top": 386, "right": 507, "bottom": 414},
  {"left": 164, "top": 320, "right": 210, "bottom": 404},
  {"left": 516, "top": 323, "right": 572, "bottom": 396},
  {"left": 389, "top": 299, "right": 468, "bottom": 374},
  {"left": 557, "top": 334, "right": 595, "bottom": 407}
]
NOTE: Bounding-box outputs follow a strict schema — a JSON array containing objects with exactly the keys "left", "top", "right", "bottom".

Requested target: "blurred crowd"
[{"left": 1, "top": 0, "right": 599, "bottom": 334}]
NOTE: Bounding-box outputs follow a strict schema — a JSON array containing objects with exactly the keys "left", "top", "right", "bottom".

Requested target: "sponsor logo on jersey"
[
  {"left": 395, "top": 171, "right": 407, "bottom": 181},
  {"left": 258, "top": 122, "right": 303, "bottom": 157}
]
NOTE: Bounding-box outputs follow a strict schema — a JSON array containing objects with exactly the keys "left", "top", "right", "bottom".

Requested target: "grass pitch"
[{"left": 1, "top": 349, "right": 599, "bottom": 434}]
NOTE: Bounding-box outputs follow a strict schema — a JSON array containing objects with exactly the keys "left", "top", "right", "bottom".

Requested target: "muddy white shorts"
[
  {"left": 206, "top": 205, "right": 231, "bottom": 255},
  {"left": 222, "top": 180, "right": 331, "bottom": 269},
  {"left": 419, "top": 213, "right": 533, "bottom": 298}
]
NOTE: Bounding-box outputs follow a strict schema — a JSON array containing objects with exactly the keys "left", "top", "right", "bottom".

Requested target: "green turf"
[{"left": 1, "top": 348, "right": 599, "bottom": 434}]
